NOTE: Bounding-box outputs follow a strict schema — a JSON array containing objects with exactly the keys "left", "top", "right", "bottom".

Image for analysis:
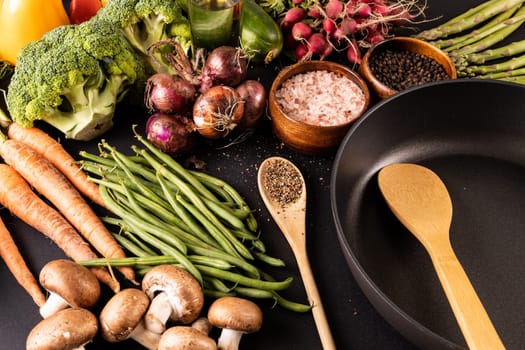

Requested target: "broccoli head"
[
  {"left": 95, "top": 0, "right": 192, "bottom": 74},
  {"left": 6, "top": 20, "right": 146, "bottom": 141}
]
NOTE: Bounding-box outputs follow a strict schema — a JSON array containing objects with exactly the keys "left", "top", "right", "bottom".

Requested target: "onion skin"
[
  {"left": 193, "top": 86, "right": 245, "bottom": 139},
  {"left": 199, "top": 46, "right": 248, "bottom": 93},
  {"left": 144, "top": 73, "right": 196, "bottom": 114},
  {"left": 235, "top": 80, "right": 267, "bottom": 131},
  {"left": 146, "top": 113, "right": 198, "bottom": 155}
]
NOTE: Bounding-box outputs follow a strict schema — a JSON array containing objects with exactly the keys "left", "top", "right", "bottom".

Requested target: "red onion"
[
  {"left": 235, "top": 80, "right": 267, "bottom": 131},
  {"left": 199, "top": 46, "right": 248, "bottom": 93},
  {"left": 193, "top": 86, "right": 245, "bottom": 139},
  {"left": 144, "top": 73, "right": 196, "bottom": 114},
  {"left": 146, "top": 113, "right": 197, "bottom": 155}
]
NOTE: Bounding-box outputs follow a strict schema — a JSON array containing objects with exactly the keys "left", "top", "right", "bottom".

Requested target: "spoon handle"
[
  {"left": 291, "top": 246, "right": 337, "bottom": 350},
  {"left": 428, "top": 240, "right": 505, "bottom": 350}
]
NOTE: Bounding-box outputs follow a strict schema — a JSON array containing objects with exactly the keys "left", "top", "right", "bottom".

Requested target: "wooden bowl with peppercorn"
[
  {"left": 269, "top": 60, "right": 371, "bottom": 156},
  {"left": 358, "top": 36, "right": 457, "bottom": 100}
]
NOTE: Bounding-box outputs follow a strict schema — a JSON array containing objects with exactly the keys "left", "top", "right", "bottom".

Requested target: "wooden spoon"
[
  {"left": 378, "top": 163, "right": 505, "bottom": 350},
  {"left": 258, "top": 157, "right": 336, "bottom": 350}
]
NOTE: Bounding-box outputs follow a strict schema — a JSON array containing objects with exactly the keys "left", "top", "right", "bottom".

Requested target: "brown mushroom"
[
  {"left": 38, "top": 259, "right": 101, "bottom": 318},
  {"left": 207, "top": 296, "right": 263, "bottom": 350},
  {"left": 192, "top": 316, "right": 213, "bottom": 335},
  {"left": 99, "top": 288, "right": 161, "bottom": 350},
  {"left": 26, "top": 308, "right": 98, "bottom": 350},
  {"left": 141, "top": 264, "right": 204, "bottom": 333},
  {"left": 158, "top": 326, "right": 217, "bottom": 350}
]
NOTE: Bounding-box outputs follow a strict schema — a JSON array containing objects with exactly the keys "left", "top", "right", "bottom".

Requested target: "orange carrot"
[
  {"left": 0, "top": 215, "right": 46, "bottom": 307},
  {"left": 7, "top": 123, "right": 107, "bottom": 209},
  {"left": 0, "top": 138, "right": 135, "bottom": 282},
  {"left": 0, "top": 164, "right": 119, "bottom": 292}
]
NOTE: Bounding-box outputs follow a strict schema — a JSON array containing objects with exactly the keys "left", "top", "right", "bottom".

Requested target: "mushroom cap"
[
  {"left": 26, "top": 308, "right": 98, "bottom": 350},
  {"left": 39, "top": 259, "right": 101, "bottom": 308},
  {"left": 158, "top": 326, "right": 217, "bottom": 350},
  {"left": 142, "top": 265, "right": 204, "bottom": 324},
  {"left": 207, "top": 296, "right": 263, "bottom": 333},
  {"left": 99, "top": 288, "right": 150, "bottom": 342}
]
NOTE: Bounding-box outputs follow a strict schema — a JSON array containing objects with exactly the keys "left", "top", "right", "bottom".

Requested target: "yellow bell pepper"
[{"left": 0, "top": 0, "right": 70, "bottom": 65}]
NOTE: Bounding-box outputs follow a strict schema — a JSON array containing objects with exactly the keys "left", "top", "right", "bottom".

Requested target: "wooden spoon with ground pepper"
[{"left": 257, "top": 156, "right": 336, "bottom": 350}]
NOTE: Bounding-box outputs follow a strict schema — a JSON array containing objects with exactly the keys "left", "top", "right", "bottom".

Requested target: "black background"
[{"left": 0, "top": 1, "right": 510, "bottom": 349}]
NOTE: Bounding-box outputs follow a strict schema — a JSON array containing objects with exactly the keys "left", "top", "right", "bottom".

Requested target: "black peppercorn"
[{"left": 369, "top": 49, "right": 450, "bottom": 91}]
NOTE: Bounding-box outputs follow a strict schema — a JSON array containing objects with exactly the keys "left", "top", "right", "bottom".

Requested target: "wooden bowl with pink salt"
[{"left": 269, "top": 60, "right": 370, "bottom": 156}]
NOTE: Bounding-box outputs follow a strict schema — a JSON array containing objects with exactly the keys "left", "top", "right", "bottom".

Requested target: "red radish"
[
  {"left": 292, "top": 22, "right": 313, "bottom": 41},
  {"left": 340, "top": 18, "right": 357, "bottom": 35},
  {"left": 372, "top": 3, "right": 391, "bottom": 16},
  {"left": 307, "top": 33, "right": 330, "bottom": 56},
  {"left": 308, "top": 5, "right": 322, "bottom": 19},
  {"left": 322, "top": 18, "right": 336, "bottom": 35},
  {"left": 355, "top": 3, "right": 372, "bottom": 17},
  {"left": 346, "top": 39, "right": 361, "bottom": 64},
  {"left": 320, "top": 42, "right": 333, "bottom": 59},
  {"left": 292, "top": 0, "right": 304, "bottom": 4},
  {"left": 325, "top": 0, "right": 344, "bottom": 19},
  {"left": 281, "top": 7, "right": 306, "bottom": 29},
  {"left": 366, "top": 30, "right": 385, "bottom": 44},
  {"left": 295, "top": 43, "right": 310, "bottom": 61}
]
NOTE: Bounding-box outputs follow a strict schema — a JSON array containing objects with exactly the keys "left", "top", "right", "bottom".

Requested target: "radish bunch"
[{"left": 273, "top": 0, "right": 425, "bottom": 64}]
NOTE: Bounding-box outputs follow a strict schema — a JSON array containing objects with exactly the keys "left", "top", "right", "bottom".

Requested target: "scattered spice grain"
[
  {"left": 275, "top": 70, "right": 366, "bottom": 126},
  {"left": 262, "top": 159, "right": 303, "bottom": 208}
]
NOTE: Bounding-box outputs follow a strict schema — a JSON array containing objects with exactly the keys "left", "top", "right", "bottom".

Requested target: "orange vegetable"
[
  {"left": 0, "top": 164, "right": 119, "bottom": 292},
  {"left": 0, "top": 137, "right": 135, "bottom": 283},
  {"left": 0, "top": 0, "right": 70, "bottom": 65},
  {"left": 0, "top": 215, "right": 46, "bottom": 307},
  {"left": 7, "top": 123, "right": 107, "bottom": 209}
]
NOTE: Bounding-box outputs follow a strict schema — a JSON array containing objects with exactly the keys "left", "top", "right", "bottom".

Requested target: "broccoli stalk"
[
  {"left": 6, "top": 20, "right": 146, "bottom": 141},
  {"left": 39, "top": 71, "right": 129, "bottom": 141}
]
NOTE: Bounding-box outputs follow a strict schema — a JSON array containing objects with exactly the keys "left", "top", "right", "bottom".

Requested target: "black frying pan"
[{"left": 330, "top": 79, "right": 525, "bottom": 349}]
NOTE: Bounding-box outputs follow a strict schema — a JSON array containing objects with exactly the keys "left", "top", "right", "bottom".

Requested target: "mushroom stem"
[
  {"left": 145, "top": 291, "right": 173, "bottom": 333},
  {"left": 192, "top": 317, "right": 213, "bottom": 335},
  {"left": 130, "top": 319, "right": 161, "bottom": 350},
  {"left": 39, "top": 292, "right": 69, "bottom": 318},
  {"left": 217, "top": 328, "right": 243, "bottom": 350}
]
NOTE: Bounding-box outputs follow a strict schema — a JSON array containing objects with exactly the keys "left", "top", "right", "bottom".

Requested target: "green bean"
[
  {"left": 189, "top": 170, "right": 253, "bottom": 216},
  {"left": 203, "top": 289, "right": 233, "bottom": 298},
  {"left": 156, "top": 172, "right": 219, "bottom": 248},
  {"left": 188, "top": 245, "right": 260, "bottom": 279},
  {"left": 112, "top": 231, "right": 155, "bottom": 257},
  {"left": 232, "top": 287, "right": 311, "bottom": 312},
  {"left": 109, "top": 190, "right": 188, "bottom": 255},
  {"left": 92, "top": 177, "right": 187, "bottom": 229},
  {"left": 99, "top": 185, "right": 203, "bottom": 284},
  {"left": 203, "top": 276, "right": 233, "bottom": 293},
  {"left": 133, "top": 127, "right": 217, "bottom": 201},
  {"left": 203, "top": 197, "right": 249, "bottom": 231},
  {"left": 175, "top": 192, "right": 249, "bottom": 259},
  {"left": 188, "top": 255, "right": 233, "bottom": 270},
  {"left": 254, "top": 251, "right": 286, "bottom": 267},
  {"left": 195, "top": 264, "right": 293, "bottom": 291}
]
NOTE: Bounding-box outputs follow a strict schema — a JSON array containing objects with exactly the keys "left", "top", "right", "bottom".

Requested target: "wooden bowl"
[
  {"left": 358, "top": 36, "right": 457, "bottom": 100},
  {"left": 268, "top": 60, "right": 370, "bottom": 156}
]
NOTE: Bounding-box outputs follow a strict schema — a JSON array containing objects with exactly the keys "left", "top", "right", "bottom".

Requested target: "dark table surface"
[{"left": 0, "top": 1, "right": 502, "bottom": 349}]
